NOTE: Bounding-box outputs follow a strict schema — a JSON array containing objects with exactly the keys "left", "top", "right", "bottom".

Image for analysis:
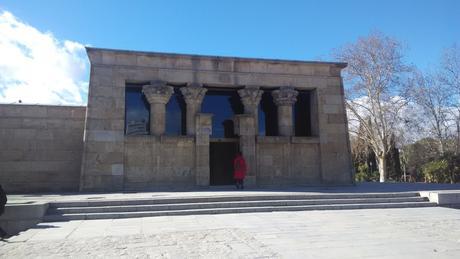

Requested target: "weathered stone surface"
[
  {"left": 124, "top": 135, "right": 195, "bottom": 188},
  {"left": 238, "top": 86, "right": 263, "bottom": 133},
  {"left": 272, "top": 87, "right": 298, "bottom": 137},
  {"left": 142, "top": 81, "right": 174, "bottom": 136},
  {"left": 322, "top": 104, "right": 342, "bottom": 114},
  {"left": 327, "top": 114, "right": 346, "bottom": 124},
  {"left": 0, "top": 104, "right": 85, "bottom": 193},
  {"left": 180, "top": 84, "right": 207, "bottom": 135},
  {"left": 195, "top": 113, "right": 212, "bottom": 186},
  {"left": 78, "top": 48, "right": 352, "bottom": 191},
  {"left": 234, "top": 115, "right": 257, "bottom": 186},
  {"left": 3, "top": 206, "right": 460, "bottom": 258}
]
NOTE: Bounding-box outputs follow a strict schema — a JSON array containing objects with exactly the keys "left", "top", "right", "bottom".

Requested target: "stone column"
[
  {"left": 180, "top": 83, "right": 207, "bottom": 136},
  {"left": 195, "top": 113, "right": 213, "bottom": 186},
  {"left": 142, "top": 81, "right": 174, "bottom": 136},
  {"left": 234, "top": 114, "right": 257, "bottom": 186},
  {"left": 237, "top": 87, "right": 263, "bottom": 134},
  {"left": 272, "top": 87, "right": 298, "bottom": 136}
]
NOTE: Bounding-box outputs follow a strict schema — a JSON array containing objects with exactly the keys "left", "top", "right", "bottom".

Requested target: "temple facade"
[{"left": 79, "top": 48, "right": 353, "bottom": 191}]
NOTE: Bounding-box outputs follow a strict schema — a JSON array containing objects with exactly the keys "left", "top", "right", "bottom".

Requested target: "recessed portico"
[{"left": 79, "top": 48, "right": 353, "bottom": 191}]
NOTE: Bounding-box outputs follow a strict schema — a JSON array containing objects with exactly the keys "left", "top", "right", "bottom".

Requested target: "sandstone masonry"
[
  {"left": 0, "top": 104, "right": 85, "bottom": 192},
  {"left": 80, "top": 48, "right": 353, "bottom": 191},
  {"left": 0, "top": 48, "right": 353, "bottom": 193}
]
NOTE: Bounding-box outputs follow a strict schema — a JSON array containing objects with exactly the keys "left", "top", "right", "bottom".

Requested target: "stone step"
[
  {"left": 43, "top": 201, "right": 436, "bottom": 222},
  {"left": 48, "top": 192, "right": 420, "bottom": 208},
  {"left": 49, "top": 197, "right": 428, "bottom": 214}
]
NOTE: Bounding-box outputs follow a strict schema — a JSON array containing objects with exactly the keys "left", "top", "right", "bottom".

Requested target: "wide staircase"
[{"left": 43, "top": 192, "right": 436, "bottom": 221}]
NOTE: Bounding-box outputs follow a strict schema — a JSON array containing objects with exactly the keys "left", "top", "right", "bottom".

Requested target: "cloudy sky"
[
  {"left": 0, "top": 11, "right": 89, "bottom": 105},
  {"left": 0, "top": 0, "right": 458, "bottom": 105}
]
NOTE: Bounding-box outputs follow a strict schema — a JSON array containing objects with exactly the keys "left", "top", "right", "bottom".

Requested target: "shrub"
[
  {"left": 421, "top": 159, "right": 449, "bottom": 183},
  {"left": 355, "top": 163, "right": 380, "bottom": 182}
]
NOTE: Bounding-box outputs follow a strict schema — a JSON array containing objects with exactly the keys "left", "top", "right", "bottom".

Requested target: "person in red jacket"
[{"left": 233, "top": 152, "right": 247, "bottom": 189}]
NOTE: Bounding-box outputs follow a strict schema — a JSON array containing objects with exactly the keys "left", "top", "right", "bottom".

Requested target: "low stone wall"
[
  {"left": 124, "top": 136, "right": 195, "bottom": 189},
  {"left": 0, "top": 104, "right": 86, "bottom": 193},
  {"left": 0, "top": 203, "right": 48, "bottom": 235},
  {"left": 420, "top": 191, "right": 460, "bottom": 205},
  {"left": 257, "top": 136, "right": 321, "bottom": 185}
]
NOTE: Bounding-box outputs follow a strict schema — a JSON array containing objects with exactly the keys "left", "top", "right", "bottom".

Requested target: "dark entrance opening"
[{"left": 210, "top": 141, "right": 239, "bottom": 185}]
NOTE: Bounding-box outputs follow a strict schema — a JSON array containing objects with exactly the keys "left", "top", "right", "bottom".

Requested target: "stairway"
[{"left": 43, "top": 192, "right": 436, "bottom": 221}]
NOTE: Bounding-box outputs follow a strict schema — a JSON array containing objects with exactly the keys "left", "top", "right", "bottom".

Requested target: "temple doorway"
[
  {"left": 202, "top": 88, "right": 243, "bottom": 186},
  {"left": 210, "top": 141, "right": 239, "bottom": 185}
]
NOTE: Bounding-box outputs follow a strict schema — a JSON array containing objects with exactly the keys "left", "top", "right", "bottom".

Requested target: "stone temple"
[{"left": 0, "top": 48, "right": 353, "bottom": 192}]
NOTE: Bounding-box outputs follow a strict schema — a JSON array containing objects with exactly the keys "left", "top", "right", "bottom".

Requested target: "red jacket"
[{"left": 233, "top": 155, "right": 247, "bottom": 180}]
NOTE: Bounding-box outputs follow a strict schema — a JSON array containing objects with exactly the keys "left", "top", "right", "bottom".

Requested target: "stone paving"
[{"left": 1, "top": 207, "right": 460, "bottom": 258}]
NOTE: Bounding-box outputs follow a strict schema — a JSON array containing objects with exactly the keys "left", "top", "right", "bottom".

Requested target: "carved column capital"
[
  {"left": 141, "top": 80, "right": 173, "bottom": 136},
  {"left": 142, "top": 81, "right": 174, "bottom": 105},
  {"left": 272, "top": 87, "right": 298, "bottom": 106},
  {"left": 237, "top": 87, "right": 263, "bottom": 112},
  {"left": 180, "top": 83, "right": 208, "bottom": 136},
  {"left": 180, "top": 83, "right": 207, "bottom": 106}
]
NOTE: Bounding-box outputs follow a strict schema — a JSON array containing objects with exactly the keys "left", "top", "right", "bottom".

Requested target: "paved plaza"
[{"left": 1, "top": 206, "right": 460, "bottom": 258}]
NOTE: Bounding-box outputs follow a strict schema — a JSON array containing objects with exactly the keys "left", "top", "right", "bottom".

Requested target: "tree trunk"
[
  {"left": 377, "top": 155, "right": 387, "bottom": 183},
  {"left": 456, "top": 121, "right": 460, "bottom": 155}
]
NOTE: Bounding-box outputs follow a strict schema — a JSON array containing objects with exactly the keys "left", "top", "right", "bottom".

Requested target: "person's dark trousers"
[
  {"left": 235, "top": 179, "right": 244, "bottom": 189},
  {"left": 0, "top": 227, "right": 6, "bottom": 239},
  {"left": 0, "top": 184, "right": 7, "bottom": 238},
  {"left": 0, "top": 205, "right": 7, "bottom": 238},
  {"left": 0, "top": 207, "right": 6, "bottom": 238}
]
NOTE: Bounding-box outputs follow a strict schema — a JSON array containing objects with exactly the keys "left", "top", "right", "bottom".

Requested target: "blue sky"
[{"left": 0, "top": 0, "right": 459, "bottom": 104}]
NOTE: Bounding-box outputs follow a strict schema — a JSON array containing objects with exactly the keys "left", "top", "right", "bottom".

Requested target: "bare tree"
[
  {"left": 439, "top": 44, "right": 460, "bottom": 153},
  {"left": 335, "top": 32, "right": 410, "bottom": 182},
  {"left": 408, "top": 71, "right": 452, "bottom": 155}
]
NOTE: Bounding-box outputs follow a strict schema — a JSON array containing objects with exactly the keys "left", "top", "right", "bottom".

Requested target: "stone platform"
[
  {"left": 7, "top": 182, "right": 460, "bottom": 204},
  {"left": 2, "top": 183, "right": 460, "bottom": 236}
]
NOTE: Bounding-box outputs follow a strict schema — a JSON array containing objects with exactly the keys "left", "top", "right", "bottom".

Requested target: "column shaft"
[
  {"left": 151, "top": 103, "right": 165, "bottom": 136},
  {"left": 277, "top": 105, "right": 293, "bottom": 136},
  {"left": 234, "top": 114, "right": 257, "bottom": 186},
  {"left": 186, "top": 104, "right": 197, "bottom": 135},
  {"left": 142, "top": 81, "right": 174, "bottom": 136},
  {"left": 272, "top": 87, "right": 298, "bottom": 137}
]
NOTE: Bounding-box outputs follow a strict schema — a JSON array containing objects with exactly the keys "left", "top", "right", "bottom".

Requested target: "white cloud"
[{"left": 0, "top": 10, "right": 89, "bottom": 105}]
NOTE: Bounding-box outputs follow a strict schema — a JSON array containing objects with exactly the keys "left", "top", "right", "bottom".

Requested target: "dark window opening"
[
  {"left": 201, "top": 89, "right": 244, "bottom": 138},
  {"left": 125, "top": 85, "right": 150, "bottom": 135},
  {"left": 165, "top": 87, "right": 187, "bottom": 136},
  {"left": 294, "top": 90, "right": 312, "bottom": 136},
  {"left": 258, "top": 91, "right": 278, "bottom": 136}
]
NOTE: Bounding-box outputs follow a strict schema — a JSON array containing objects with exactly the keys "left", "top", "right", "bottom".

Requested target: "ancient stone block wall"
[
  {"left": 124, "top": 136, "right": 195, "bottom": 189},
  {"left": 0, "top": 104, "right": 86, "bottom": 193},
  {"left": 256, "top": 137, "right": 321, "bottom": 185},
  {"left": 81, "top": 48, "right": 353, "bottom": 191}
]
